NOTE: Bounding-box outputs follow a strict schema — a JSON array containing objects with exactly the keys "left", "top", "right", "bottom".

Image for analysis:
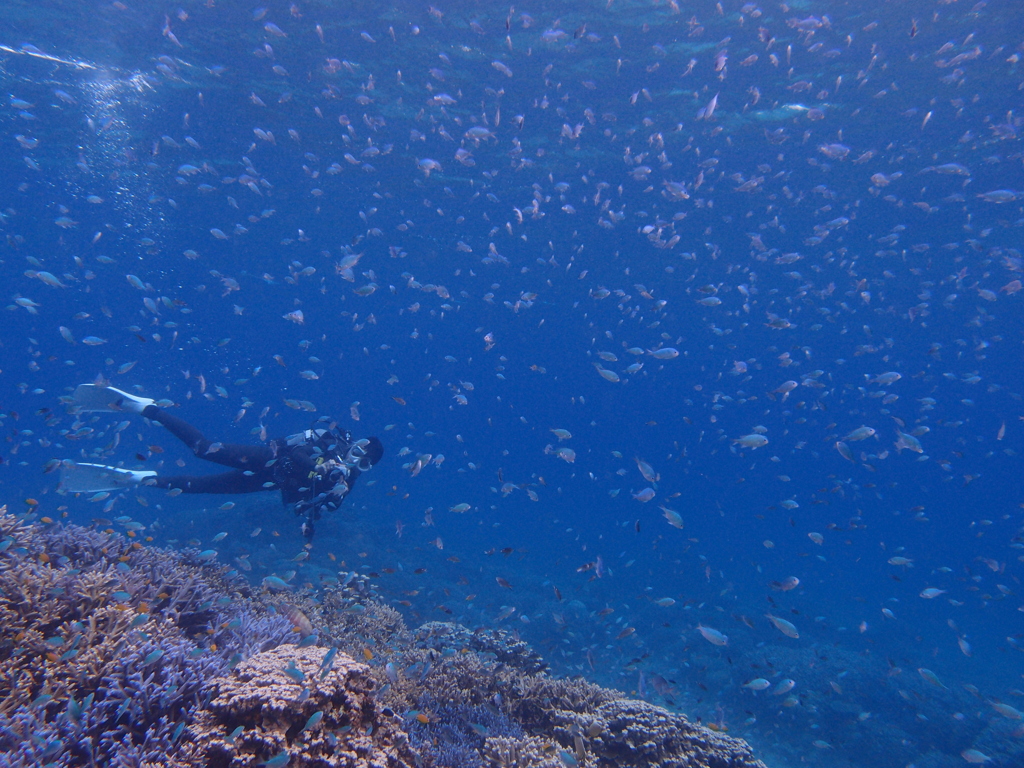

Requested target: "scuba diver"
[{"left": 60, "top": 383, "right": 384, "bottom": 542}]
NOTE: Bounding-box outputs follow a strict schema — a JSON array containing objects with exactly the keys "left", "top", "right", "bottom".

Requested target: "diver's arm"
[{"left": 288, "top": 444, "right": 319, "bottom": 473}]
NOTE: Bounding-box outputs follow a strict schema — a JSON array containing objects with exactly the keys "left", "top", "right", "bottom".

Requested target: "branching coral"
[
  {"left": 0, "top": 509, "right": 291, "bottom": 767},
  {"left": 481, "top": 735, "right": 566, "bottom": 768},
  {"left": 406, "top": 701, "right": 525, "bottom": 768},
  {"left": 508, "top": 675, "right": 623, "bottom": 731},
  {"left": 320, "top": 587, "right": 409, "bottom": 657},
  {"left": 0, "top": 509, "right": 770, "bottom": 768},
  {"left": 415, "top": 622, "right": 548, "bottom": 675}
]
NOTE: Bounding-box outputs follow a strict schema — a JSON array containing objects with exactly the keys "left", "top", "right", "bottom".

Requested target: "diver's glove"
[
  {"left": 296, "top": 479, "right": 348, "bottom": 517},
  {"left": 325, "top": 465, "right": 349, "bottom": 493}
]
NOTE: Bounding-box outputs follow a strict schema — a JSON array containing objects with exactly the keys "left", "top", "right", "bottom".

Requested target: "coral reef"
[
  {"left": 481, "top": 734, "right": 565, "bottom": 767},
  {"left": 0, "top": 510, "right": 291, "bottom": 767},
  {"left": 368, "top": 621, "right": 763, "bottom": 768},
  {"left": 0, "top": 509, "right": 769, "bottom": 768},
  {"left": 319, "top": 584, "right": 410, "bottom": 656},
  {"left": 409, "top": 702, "right": 525, "bottom": 768},
  {"left": 550, "top": 697, "right": 765, "bottom": 768},
  {"left": 415, "top": 622, "right": 548, "bottom": 675},
  {"left": 184, "top": 644, "right": 417, "bottom": 767}
]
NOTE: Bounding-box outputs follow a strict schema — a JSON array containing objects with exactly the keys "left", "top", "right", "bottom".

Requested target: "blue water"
[{"left": 2, "top": 1, "right": 1023, "bottom": 765}]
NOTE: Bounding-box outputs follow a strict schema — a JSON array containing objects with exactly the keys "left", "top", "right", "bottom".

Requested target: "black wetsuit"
[{"left": 142, "top": 405, "right": 365, "bottom": 522}]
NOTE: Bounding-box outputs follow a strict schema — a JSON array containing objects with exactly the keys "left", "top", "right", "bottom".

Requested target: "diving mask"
[{"left": 343, "top": 439, "right": 373, "bottom": 472}]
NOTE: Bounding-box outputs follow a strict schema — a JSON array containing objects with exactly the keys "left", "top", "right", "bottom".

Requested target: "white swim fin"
[
  {"left": 72, "top": 384, "right": 154, "bottom": 414},
  {"left": 60, "top": 462, "right": 157, "bottom": 493}
]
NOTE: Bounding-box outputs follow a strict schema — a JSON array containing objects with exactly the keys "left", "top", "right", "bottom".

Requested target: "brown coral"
[
  {"left": 320, "top": 591, "right": 409, "bottom": 656},
  {"left": 556, "top": 697, "right": 766, "bottom": 768},
  {"left": 415, "top": 622, "right": 548, "bottom": 675},
  {"left": 505, "top": 674, "right": 766, "bottom": 768},
  {"left": 481, "top": 735, "right": 566, "bottom": 767},
  {"left": 186, "top": 644, "right": 417, "bottom": 768}
]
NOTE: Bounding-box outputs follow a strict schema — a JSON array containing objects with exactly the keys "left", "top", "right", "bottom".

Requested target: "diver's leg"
[
  {"left": 142, "top": 405, "right": 273, "bottom": 470},
  {"left": 149, "top": 469, "right": 269, "bottom": 494}
]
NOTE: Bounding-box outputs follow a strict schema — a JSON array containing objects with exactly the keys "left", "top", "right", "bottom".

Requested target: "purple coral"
[
  {"left": 0, "top": 512, "right": 295, "bottom": 767},
  {"left": 0, "top": 511, "right": 771, "bottom": 768},
  {"left": 407, "top": 702, "right": 524, "bottom": 768}
]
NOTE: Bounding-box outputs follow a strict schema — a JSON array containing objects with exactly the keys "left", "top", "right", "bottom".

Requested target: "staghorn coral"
[
  {"left": 320, "top": 588, "right": 409, "bottom": 656},
  {"left": 363, "top": 622, "right": 546, "bottom": 723},
  {"left": 368, "top": 641, "right": 522, "bottom": 724},
  {"left": 0, "top": 509, "right": 290, "bottom": 767},
  {"left": 0, "top": 565, "right": 222, "bottom": 766},
  {"left": 481, "top": 735, "right": 566, "bottom": 768},
  {"left": 184, "top": 644, "right": 417, "bottom": 768},
  {"left": 406, "top": 701, "right": 525, "bottom": 768},
  {"left": 267, "top": 580, "right": 412, "bottom": 668}
]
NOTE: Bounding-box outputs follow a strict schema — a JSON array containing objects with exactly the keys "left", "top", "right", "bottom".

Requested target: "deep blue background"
[{"left": 2, "top": 1, "right": 1023, "bottom": 766}]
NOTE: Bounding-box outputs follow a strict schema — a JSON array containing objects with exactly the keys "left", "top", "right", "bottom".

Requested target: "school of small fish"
[{"left": 2, "top": 1, "right": 1023, "bottom": 766}]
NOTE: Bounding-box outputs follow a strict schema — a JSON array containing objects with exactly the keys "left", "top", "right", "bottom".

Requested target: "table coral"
[
  {"left": 185, "top": 644, "right": 418, "bottom": 767},
  {"left": 553, "top": 698, "right": 766, "bottom": 768},
  {"left": 415, "top": 622, "right": 548, "bottom": 675}
]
